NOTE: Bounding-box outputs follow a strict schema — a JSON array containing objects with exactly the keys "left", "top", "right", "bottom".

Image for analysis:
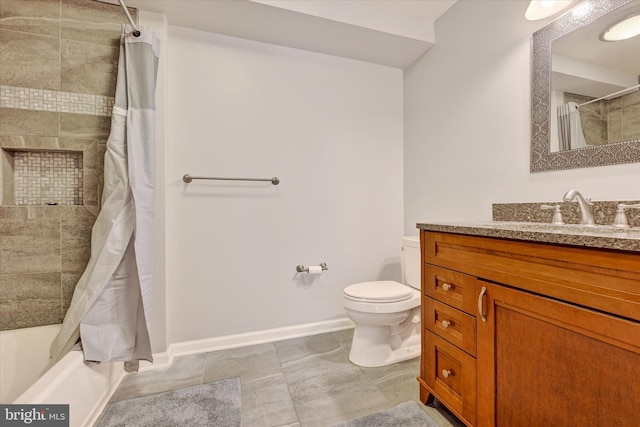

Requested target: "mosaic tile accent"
[
  {"left": 13, "top": 151, "right": 83, "bottom": 206},
  {"left": 0, "top": 85, "right": 114, "bottom": 116}
]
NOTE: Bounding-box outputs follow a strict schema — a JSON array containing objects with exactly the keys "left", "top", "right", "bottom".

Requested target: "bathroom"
[{"left": 1, "top": 0, "right": 639, "bottom": 425}]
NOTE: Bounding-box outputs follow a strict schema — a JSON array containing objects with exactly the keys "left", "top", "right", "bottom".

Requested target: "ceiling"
[
  {"left": 101, "top": 0, "right": 457, "bottom": 68},
  {"left": 357, "top": 0, "right": 457, "bottom": 22}
]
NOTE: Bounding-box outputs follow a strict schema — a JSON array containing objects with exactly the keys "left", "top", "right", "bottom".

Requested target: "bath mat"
[
  {"left": 333, "top": 401, "right": 438, "bottom": 427},
  {"left": 97, "top": 377, "right": 241, "bottom": 427}
]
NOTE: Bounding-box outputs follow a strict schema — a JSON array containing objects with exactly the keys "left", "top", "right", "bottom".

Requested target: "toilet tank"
[{"left": 401, "top": 236, "right": 421, "bottom": 290}]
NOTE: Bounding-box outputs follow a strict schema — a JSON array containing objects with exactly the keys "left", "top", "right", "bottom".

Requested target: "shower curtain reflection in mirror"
[{"left": 557, "top": 102, "right": 587, "bottom": 151}]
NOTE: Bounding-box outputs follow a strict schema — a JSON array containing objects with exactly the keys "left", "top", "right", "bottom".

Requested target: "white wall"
[
  {"left": 165, "top": 26, "right": 404, "bottom": 344},
  {"left": 404, "top": 0, "right": 640, "bottom": 236}
]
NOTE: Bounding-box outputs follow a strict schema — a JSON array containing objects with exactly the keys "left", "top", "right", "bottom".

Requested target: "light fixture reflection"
[
  {"left": 525, "top": 0, "right": 575, "bottom": 21},
  {"left": 600, "top": 14, "right": 640, "bottom": 41}
]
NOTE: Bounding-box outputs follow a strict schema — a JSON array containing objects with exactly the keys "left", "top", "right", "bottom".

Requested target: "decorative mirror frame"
[{"left": 530, "top": 0, "right": 640, "bottom": 172}]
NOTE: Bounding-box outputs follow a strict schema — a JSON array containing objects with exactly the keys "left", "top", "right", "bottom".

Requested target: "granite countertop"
[{"left": 417, "top": 221, "right": 640, "bottom": 253}]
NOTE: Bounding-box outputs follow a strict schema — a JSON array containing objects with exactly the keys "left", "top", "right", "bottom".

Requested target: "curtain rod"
[
  {"left": 577, "top": 84, "right": 640, "bottom": 108},
  {"left": 117, "top": 0, "right": 141, "bottom": 37}
]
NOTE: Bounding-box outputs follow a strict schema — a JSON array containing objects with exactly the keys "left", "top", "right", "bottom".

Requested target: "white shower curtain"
[
  {"left": 557, "top": 102, "right": 587, "bottom": 151},
  {"left": 50, "top": 25, "right": 160, "bottom": 365}
]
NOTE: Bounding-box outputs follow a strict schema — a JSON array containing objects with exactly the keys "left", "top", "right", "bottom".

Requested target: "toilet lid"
[{"left": 344, "top": 281, "right": 415, "bottom": 303}]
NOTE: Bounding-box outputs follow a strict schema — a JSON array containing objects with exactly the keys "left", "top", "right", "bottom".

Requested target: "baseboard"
[
  {"left": 138, "top": 352, "right": 171, "bottom": 372},
  {"left": 140, "top": 317, "right": 354, "bottom": 372}
]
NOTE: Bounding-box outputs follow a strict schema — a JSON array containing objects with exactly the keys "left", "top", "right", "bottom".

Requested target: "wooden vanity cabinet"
[{"left": 418, "top": 230, "right": 640, "bottom": 427}]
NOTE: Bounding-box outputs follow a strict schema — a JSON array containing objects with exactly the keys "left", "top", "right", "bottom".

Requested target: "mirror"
[{"left": 531, "top": 0, "right": 640, "bottom": 172}]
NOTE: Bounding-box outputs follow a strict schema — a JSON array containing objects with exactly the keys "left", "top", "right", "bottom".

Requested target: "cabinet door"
[{"left": 476, "top": 280, "right": 640, "bottom": 427}]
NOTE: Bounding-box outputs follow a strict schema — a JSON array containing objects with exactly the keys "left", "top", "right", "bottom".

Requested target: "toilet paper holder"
[{"left": 296, "top": 262, "right": 328, "bottom": 273}]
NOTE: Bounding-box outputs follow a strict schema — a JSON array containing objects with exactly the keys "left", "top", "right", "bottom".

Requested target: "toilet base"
[
  {"left": 349, "top": 341, "right": 420, "bottom": 368},
  {"left": 347, "top": 310, "right": 421, "bottom": 367}
]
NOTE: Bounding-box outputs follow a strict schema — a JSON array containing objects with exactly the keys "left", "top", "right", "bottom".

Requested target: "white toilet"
[{"left": 343, "top": 236, "right": 421, "bottom": 367}]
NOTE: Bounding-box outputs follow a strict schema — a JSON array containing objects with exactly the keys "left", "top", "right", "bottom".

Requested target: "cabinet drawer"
[
  {"left": 424, "top": 330, "right": 476, "bottom": 425},
  {"left": 425, "top": 297, "right": 477, "bottom": 356},
  {"left": 424, "top": 265, "right": 477, "bottom": 315}
]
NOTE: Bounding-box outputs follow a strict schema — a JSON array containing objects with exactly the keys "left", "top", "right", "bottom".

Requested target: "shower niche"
[
  {"left": 1, "top": 149, "right": 83, "bottom": 207},
  {"left": 0, "top": 137, "right": 101, "bottom": 213}
]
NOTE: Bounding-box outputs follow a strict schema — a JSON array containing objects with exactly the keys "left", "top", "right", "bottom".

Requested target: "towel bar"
[{"left": 183, "top": 174, "right": 279, "bottom": 185}]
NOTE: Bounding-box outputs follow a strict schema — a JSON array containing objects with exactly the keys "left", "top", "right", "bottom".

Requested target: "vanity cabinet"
[{"left": 418, "top": 230, "right": 640, "bottom": 427}]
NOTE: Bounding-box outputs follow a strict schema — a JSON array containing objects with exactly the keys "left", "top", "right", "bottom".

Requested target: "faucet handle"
[
  {"left": 540, "top": 204, "right": 565, "bottom": 225},
  {"left": 613, "top": 203, "right": 640, "bottom": 228}
]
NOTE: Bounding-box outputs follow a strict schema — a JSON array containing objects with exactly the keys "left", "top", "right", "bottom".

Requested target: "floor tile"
[
  {"left": 331, "top": 328, "right": 354, "bottom": 353},
  {"left": 293, "top": 385, "right": 389, "bottom": 427},
  {"left": 100, "top": 330, "right": 467, "bottom": 427},
  {"left": 203, "top": 342, "right": 281, "bottom": 384},
  {"left": 423, "top": 400, "right": 468, "bottom": 427},
  {"left": 274, "top": 332, "right": 343, "bottom": 364},
  {"left": 360, "top": 357, "right": 421, "bottom": 406},
  {"left": 281, "top": 345, "right": 389, "bottom": 426},
  {"left": 110, "top": 353, "right": 205, "bottom": 402},
  {"left": 281, "top": 347, "right": 359, "bottom": 396}
]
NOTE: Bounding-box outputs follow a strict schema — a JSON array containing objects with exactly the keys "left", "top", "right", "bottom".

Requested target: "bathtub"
[{"left": 0, "top": 324, "right": 125, "bottom": 427}]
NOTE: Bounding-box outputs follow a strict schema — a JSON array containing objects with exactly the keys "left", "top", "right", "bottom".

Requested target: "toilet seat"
[{"left": 344, "top": 281, "right": 415, "bottom": 303}]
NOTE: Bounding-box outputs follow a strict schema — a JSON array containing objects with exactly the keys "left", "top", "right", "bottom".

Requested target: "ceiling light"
[
  {"left": 525, "top": 0, "right": 574, "bottom": 21},
  {"left": 600, "top": 14, "right": 640, "bottom": 41}
]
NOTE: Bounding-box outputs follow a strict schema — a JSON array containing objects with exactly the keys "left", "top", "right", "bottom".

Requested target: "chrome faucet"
[{"left": 562, "top": 189, "right": 595, "bottom": 225}]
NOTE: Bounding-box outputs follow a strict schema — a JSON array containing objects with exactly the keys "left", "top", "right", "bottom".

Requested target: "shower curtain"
[
  {"left": 50, "top": 25, "right": 160, "bottom": 365},
  {"left": 557, "top": 102, "right": 587, "bottom": 150}
]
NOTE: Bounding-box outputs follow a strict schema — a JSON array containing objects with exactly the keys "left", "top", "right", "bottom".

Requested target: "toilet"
[{"left": 343, "top": 236, "right": 421, "bottom": 367}]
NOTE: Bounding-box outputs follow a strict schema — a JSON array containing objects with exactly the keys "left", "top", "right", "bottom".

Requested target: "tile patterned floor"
[{"left": 99, "top": 329, "right": 465, "bottom": 427}]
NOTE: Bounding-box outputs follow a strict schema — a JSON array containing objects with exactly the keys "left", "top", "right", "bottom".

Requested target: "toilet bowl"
[{"left": 343, "top": 237, "right": 421, "bottom": 367}]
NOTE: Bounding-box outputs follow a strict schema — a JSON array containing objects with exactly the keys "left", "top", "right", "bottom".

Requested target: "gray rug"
[
  {"left": 334, "top": 401, "right": 438, "bottom": 427},
  {"left": 97, "top": 377, "right": 241, "bottom": 427}
]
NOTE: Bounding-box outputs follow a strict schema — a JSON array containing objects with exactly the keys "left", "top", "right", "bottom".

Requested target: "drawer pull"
[
  {"left": 441, "top": 320, "right": 451, "bottom": 329},
  {"left": 442, "top": 283, "right": 452, "bottom": 291},
  {"left": 442, "top": 369, "right": 453, "bottom": 378},
  {"left": 478, "top": 286, "right": 487, "bottom": 322}
]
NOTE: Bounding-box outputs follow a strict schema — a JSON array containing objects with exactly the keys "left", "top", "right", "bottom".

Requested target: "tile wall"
[
  {"left": 565, "top": 90, "right": 640, "bottom": 146},
  {"left": 0, "top": 0, "right": 137, "bottom": 330}
]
